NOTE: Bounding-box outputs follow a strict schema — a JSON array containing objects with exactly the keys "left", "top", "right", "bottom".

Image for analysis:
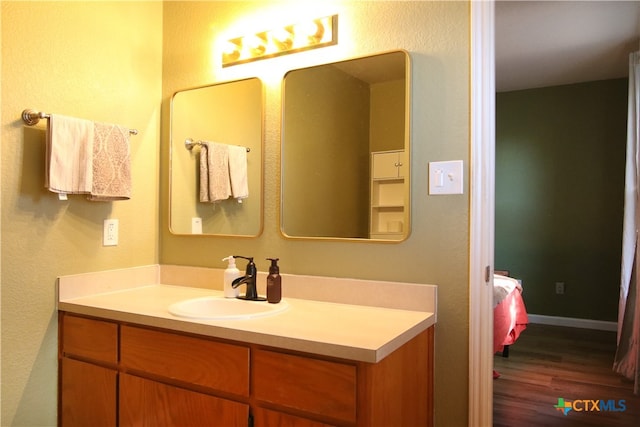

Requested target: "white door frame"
[{"left": 469, "top": 1, "right": 495, "bottom": 426}]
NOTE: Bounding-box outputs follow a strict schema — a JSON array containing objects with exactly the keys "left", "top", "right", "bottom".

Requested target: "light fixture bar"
[{"left": 222, "top": 15, "right": 338, "bottom": 67}]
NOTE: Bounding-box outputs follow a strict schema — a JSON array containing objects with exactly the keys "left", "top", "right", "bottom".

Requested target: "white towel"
[
  {"left": 89, "top": 122, "right": 131, "bottom": 201},
  {"left": 46, "top": 114, "right": 95, "bottom": 194},
  {"left": 199, "top": 142, "right": 231, "bottom": 202},
  {"left": 493, "top": 274, "right": 522, "bottom": 308},
  {"left": 228, "top": 145, "right": 249, "bottom": 200}
]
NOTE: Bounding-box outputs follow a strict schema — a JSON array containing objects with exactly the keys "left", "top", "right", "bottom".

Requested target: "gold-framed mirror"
[
  {"left": 169, "top": 77, "right": 263, "bottom": 236},
  {"left": 281, "top": 50, "right": 410, "bottom": 241}
]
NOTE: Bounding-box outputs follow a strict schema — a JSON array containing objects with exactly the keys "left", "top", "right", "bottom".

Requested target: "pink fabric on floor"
[{"left": 494, "top": 287, "right": 529, "bottom": 353}]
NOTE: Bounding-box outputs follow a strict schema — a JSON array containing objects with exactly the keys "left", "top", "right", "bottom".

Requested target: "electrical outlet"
[
  {"left": 192, "top": 217, "right": 203, "bottom": 234},
  {"left": 555, "top": 282, "right": 565, "bottom": 295},
  {"left": 103, "top": 219, "right": 119, "bottom": 246}
]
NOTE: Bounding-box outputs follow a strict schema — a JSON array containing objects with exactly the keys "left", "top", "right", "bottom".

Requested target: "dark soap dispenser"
[{"left": 266, "top": 258, "right": 282, "bottom": 304}]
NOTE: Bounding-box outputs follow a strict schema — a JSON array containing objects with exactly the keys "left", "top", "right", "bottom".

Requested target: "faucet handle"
[{"left": 234, "top": 256, "right": 256, "bottom": 275}]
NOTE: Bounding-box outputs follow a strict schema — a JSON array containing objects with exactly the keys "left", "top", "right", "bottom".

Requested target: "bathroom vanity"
[{"left": 57, "top": 265, "right": 436, "bottom": 427}]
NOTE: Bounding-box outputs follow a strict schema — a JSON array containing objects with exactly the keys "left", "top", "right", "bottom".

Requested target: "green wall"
[{"left": 496, "top": 78, "right": 627, "bottom": 321}]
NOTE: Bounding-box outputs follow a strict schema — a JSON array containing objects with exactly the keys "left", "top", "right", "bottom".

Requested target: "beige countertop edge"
[{"left": 57, "top": 301, "right": 435, "bottom": 363}]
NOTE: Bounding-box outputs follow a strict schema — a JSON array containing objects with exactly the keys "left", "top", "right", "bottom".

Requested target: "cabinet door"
[
  {"left": 253, "top": 407, "right": 336, "bottom": 427},
  {"left": 60, "top": 357, "right": 117, "bottom": 427},
  {"left": 120, "top": 373, "right": 249, "bottom": 427},
  {"left": 372, "top": 151, "right": 401, "bottom": 179}
]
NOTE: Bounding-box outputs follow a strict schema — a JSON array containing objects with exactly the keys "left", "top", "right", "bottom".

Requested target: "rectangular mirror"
[
  {"left": 170, "top": 78, "right": 263, "bottom": 236},
  {"left": 281, "top": 50, "right": 410, "bottom": 241}
]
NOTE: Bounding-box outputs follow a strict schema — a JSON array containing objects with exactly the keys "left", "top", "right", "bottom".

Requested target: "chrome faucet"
[{"left": 232, "top": 256, "right": 266, "bottom": 301}]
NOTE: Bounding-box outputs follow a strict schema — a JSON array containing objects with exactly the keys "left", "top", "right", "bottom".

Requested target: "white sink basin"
[{"left": 168, "top": 296, "right": 288, "bottom": 320}]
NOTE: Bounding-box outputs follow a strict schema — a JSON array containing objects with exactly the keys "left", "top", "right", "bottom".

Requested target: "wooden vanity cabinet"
[{"left": 59, "top": 312, "right": 433, "bottom": 427}]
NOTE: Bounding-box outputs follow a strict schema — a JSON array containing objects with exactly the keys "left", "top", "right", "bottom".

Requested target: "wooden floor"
[{"left": 493, "top": 323, "right": 640, "bottom": 427}]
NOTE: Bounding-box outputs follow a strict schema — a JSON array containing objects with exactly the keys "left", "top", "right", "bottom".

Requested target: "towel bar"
[
  {"left": 21, "top": 109, "right": 138, "bottom": 135},
  {"left": 184, "top": 138, "right": 250, "bottom": 152}
]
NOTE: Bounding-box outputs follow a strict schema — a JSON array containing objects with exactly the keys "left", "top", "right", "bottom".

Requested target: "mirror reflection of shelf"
[
  {"left": 281, "top": 50, "right": 409, "bottom": 241},
  {"left": 370, "top": 150, "right": 405, "bottom": 240}
]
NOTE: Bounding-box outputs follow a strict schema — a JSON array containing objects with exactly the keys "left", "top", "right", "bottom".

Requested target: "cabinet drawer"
[
  {"left": 253, "top": 349, "right": 357, "bottom": 423},
  {"left": 61, "top": 314, "right": 118, "bottom": 364},
  {"left": 120, "top": 325, "right": 250, "bottom": 397}
]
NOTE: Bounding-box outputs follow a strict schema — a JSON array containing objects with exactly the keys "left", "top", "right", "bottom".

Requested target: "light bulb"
[
  {"left": 294, "top": 19, "right": 324, "bottom": 43},
  {"left": 245, "top": 34, "right": 266, "bottom": 55}
]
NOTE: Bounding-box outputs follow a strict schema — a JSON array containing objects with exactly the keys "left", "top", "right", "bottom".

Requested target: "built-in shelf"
[{"left": 370, "top": 150, "right": 405, "bottom": 240}]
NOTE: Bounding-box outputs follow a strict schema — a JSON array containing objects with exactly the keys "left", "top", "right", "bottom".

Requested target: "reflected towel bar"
[
  {"left": 185, "top": 138, "right": 250, "bottom": 152},
  {"left": 21, "top": 109, "right": 138, "bottom": 135}
]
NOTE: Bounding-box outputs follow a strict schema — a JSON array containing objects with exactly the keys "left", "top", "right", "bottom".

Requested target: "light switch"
[{"left": 429, "top": 160, "right": 464, "bottom": 195}]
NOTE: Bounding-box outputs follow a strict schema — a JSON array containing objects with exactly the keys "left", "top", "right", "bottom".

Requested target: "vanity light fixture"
[{"left": 222, "top": 15, "right": 337, "bottom": 67}]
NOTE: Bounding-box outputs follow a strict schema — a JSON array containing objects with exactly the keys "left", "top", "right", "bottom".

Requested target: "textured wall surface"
[
  {"left": 1, "top": 2, "right": 162, "bottom": 425},
  {"left": 161, "top": 2, "right": 471, "bottom": 426}
]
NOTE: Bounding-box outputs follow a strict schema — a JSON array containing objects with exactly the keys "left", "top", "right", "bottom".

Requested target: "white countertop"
[{"left": 58, "top": 265, "right": 436, "bottom": 363}]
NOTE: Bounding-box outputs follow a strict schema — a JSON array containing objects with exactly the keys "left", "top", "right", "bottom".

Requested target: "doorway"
[{"left": 469, "top": 2, "right": 495, "bottom": 426}]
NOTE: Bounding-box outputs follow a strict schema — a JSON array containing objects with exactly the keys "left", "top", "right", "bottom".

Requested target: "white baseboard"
[{"left": 528, "top": 314, "right": 617, "bottom": 331}]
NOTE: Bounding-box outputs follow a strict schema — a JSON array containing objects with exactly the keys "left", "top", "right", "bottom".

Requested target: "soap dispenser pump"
[
  {"left": 222, "top": 256, "right": 240, "bottom": 298},
  {"left": 266, "top": 258, "right": 282, "bottom": 304}
]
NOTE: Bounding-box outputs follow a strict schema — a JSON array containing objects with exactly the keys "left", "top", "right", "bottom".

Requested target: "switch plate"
[
  {"left": 429, "top": 160, "right": 464, "bottom": 195},
  {"left": 555, "top": 282, "right": 565, "bottom": 295},
  {"left": 103, "top": 219, "right": 119, "bottom": 246}
]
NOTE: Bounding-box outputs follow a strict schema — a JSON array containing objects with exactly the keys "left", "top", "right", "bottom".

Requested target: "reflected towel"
[
  {"left": 199, "top": 142, "right": 231, "bottom": 202},
  {"left": 228, "top": 145, "right": 249, "bottom": 200},
  {"left": 46, "top": 114, "right": 95, "bottom": 194},
  {"left": 90, "top": 122, "right": 131, "bottom": 201}
]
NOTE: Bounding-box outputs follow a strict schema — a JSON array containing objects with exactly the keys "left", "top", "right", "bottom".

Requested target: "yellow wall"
[
  {"left": 161, "top": 2, "right": 470, "bottom": 426},
  {"left": 0, "top": 1, "right": 162, "bottom": 425}
]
